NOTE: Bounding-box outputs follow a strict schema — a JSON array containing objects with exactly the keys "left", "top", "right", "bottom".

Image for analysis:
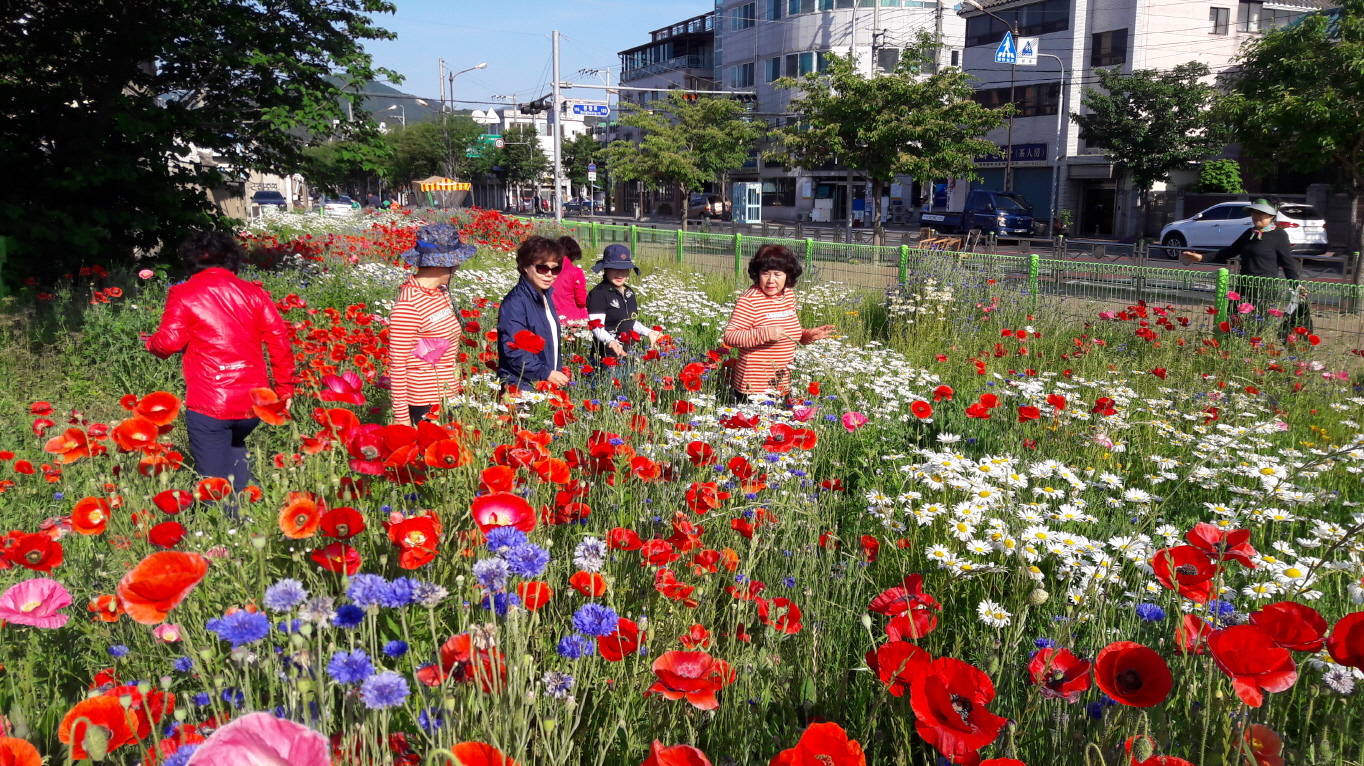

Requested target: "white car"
[
  {"left": 320, "top": 196, "right": 357, "bottom": 216},
  {"left": 1160, "top": 202, "right": 1328, "bottom": 256}
]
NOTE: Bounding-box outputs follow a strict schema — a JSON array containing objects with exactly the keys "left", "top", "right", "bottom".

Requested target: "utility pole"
[
  {"left": 871, "top": 0, "right": 881, "bottom": 72},
  {"left": 438, "top": 58, "right": 446, "bottom": 112},
  {"left": 552, "top": 30, "right": 563, "bottom": 223},
  {"left": 933, "top": 1, "right": 944, "bottom": 73}
]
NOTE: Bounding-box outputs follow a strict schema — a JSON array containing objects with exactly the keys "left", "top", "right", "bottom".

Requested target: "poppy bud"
[
  {"left": 443, "top": 696, "right": 459, "bottom": 713},
  {"left": 83, "top": 724, "right": 109, "bottom": 761},
  {"left": 985, "top": 655, "right": 1001, "bottom": 675},
  {"left": 198, "top": 649, "right": 214, "bottom": 661},
  {"left": 291, "top": 633, "right": 306, "bottom": 649},
  {"left": 1028, "top": 589, "right": 1049, "bottom": 606},
  {"left": 174, "top": 708, "right": 188, "bottom": 722},
  {"left": 297, "top": 680, "right": 314, "bottom": 694},
  {"left": 118, "top": 694, "right": 133, "bottom": 709},
  {"left": 250, "top": 533, "right": 268, "bottom": 551},
  {"left": 1131, "top": 736, "right": 1155, "bottom": 763},
  {"left": 544, "top": 718, "right": 558, "bottom": 733},
  {"left": 160, "top": 676, "right": 173, "bottom": 690},
  {"left": 136, "top": 681, "right": 152, "bottom": 696},
  {"left": 860, "top": 614, "right": 873, "bottom": 630}
]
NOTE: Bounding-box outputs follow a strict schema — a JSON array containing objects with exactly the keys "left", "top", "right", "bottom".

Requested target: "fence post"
[
  {"left": 0, "top": 236, "right": 8, "bottom": 298},
  {"left": 589, "top": 221, "right": 598, "bottom": 252},
  {"left": 734, "top": 232, "right": 743, "bottom": 278},
  {"left": 1215, "top": 268, "right": 1231, "bottom": 328},
  {"left": 676, "top": 228, "right": 684, "bottom": 264},
  {"left": 805, "top": 238, "right": 814, "bottom": 273},
  {"left": 899, "top": 244, "right": 909, "bottom": 285},
  {"left": 1351, "top": 251, "right": 1362, "bottom": 314},
  {"left": 630, "top": 225, "right": 638, "bottom": 256},
  {"left": 1028, "top": 253, "right": 1040, "bottom": 295}
]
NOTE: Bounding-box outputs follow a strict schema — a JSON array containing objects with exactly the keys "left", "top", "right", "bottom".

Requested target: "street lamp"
[
  {"left": 964, "top": 0, "right": 1019, "bottom": 192},
  {"left": 446, "top": 62, "right": 488, "bottom": 112},
  {"left": 385, "top": 104, "right": 405, "bottom": 128},
  {"left": 1036, "top": 53, "right": 1068, "bottom": 235}
]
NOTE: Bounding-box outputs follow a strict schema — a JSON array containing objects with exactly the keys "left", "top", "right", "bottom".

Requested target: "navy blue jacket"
[{"left": 496, "top": 277, "right": 562, "bottom": 387}]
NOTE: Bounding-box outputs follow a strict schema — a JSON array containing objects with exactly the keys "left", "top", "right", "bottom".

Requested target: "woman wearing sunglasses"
[{"left": 497, "top": 236, "right": 571, "bottom": 391}]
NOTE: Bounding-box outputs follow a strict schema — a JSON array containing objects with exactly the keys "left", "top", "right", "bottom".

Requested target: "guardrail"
[{"left": 514, "top": 218, "right": 1364, "bottom": 348}]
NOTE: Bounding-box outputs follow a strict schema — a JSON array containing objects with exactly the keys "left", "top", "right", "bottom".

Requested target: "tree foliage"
[
  {"left": 766, "top": 34, "right": 1009, "bottom": 222},
  {"left": 604, "top": 93, "right": 764, "bottom": 219},
  {"left": 382, "top": 115, "right": 488, "bottom": 187},
  {"left": 0, "top": 0, "right": 396, "bottom": 278},
  {"left": 493, "top": 125, "right": 551, "bottom": 188},
  {"left": 1072, "top": 62, "right": 1225, "bottom": 193},
  {"left": 562, "top": 132, "right": 605, "bottom": 192},
  {"left": 1196, "top": 159, "right": 1245, "bottom": 194}
]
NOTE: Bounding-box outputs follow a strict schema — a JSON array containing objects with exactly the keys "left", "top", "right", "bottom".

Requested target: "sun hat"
[
  {"left": 592, "top": 243, "right": 640, "bottom": 274},
  {"left": 400, "top": 223, "right": 478, "bottom": 268},
  {"left": 1244, "top": 200, "right": 1277, "bottom": 217}
]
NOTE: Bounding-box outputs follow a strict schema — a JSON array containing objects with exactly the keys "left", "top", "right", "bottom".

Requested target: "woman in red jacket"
[
  {"left": 146, "top": 231, "right": 296, "bottom": 493},
  {"left": 551, "top": 236, "right": 589, "bottom": 326}
]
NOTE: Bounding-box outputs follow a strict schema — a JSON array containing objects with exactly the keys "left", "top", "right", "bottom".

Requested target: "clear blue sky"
[{"left": 365, "top": 0, "right": 710, "bottom": 107}]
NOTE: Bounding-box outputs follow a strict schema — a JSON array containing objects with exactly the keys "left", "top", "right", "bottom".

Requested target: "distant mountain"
[{"left": 325, "top": 78, "right": 445, "bottom": 125}]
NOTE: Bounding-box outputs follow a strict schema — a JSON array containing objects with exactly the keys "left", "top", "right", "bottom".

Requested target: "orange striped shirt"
[
  {"left": 722, "top": 287, "right": 812, "bottom": 395},
  {"left": 388, "top": 277, "right": 463, "bottom": 424}
]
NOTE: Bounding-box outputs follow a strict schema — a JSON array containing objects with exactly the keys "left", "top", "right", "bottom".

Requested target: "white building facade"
[{"left": 471, "top": 106, "right": 593, "bottom": 208}]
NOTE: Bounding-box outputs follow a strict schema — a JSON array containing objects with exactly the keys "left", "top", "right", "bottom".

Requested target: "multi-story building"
[
  {"left": 958, "top": 0, "right": 1334, "bottom": 237},
  {"left": 470, "top": 106, "right": 592, "bottom": 208},
  {"left": 713, "top": 0, "right": 966, "bottom": 222}
]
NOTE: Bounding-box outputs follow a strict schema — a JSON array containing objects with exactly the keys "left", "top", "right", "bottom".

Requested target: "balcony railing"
[{"left": 621, "top": 54, "right": 713, "bottom": 82}]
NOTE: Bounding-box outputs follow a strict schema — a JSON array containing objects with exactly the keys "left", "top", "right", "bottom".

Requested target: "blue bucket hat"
[
  {"left": 400, "top": 223, "right": 478, "bottom": 268},
  {"left": 592, "top": 243, "right": 640, "bottom": 274}
]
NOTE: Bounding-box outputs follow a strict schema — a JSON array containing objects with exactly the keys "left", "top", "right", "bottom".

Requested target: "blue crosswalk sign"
[{"left": 994, "top": 32, "right": 1017, "bottom": 64}]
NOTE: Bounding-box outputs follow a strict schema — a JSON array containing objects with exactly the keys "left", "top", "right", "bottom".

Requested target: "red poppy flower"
[
  {"left": 608, "top": 527, "right": 642, "bottom": 550},
  {"left": 102, "top": 684, "right": 173, "bottom": 739},
  {"left": 861, "top": 534, "right": 880, "bottom": 563},
  {"left": 1027, "top": 647, "right": 1091, "bottom": 702},
  {"left": 58, "top": 696, "right": 138, "bottom": 760},
  {"left": 1091, "top": 397, "right": 1117, "bottom": 415},
  {"left": 278, "top": 491, "right": 324, "bottom": 539},
  {"left": 645, "top": 650, "right": 734, "bottom": 710},
  {"left": 43, "top": 428, "right": 91, "bottom": 464},
  {"left": 116, "top": 551, "right": 209, "bottom": 625},
  {"left": 1245, "top": 724, "right": 1285, "bottom": 766},
  {"left": 641, "top": 740, "right": 712, "bottom": 766},
  {"left": 1327, "top": 611, "right": 1364, "bottom": 669},
  {"left": 386, "top": 514, "right": 442, "bottom": 569},
  {"left": 70, "top": 497, "right": 111, "bottom": 535},
  {"left": 1175, "top": 614, "right": 1212, "bottom": 655},
  {"left": 910, "top": 657, "right": 1007, "bottom": 765},
  {"left": 134, "top": 391, "right": 181, "bottom": 427},
  {"left": 1185, "top": 522, "right": 1258, "bottom": 568},
  {"left": 446, "top": 742, "right": 520, "bottom": 766},
  {"left": 769, "top": 722, "right": 866, "bottom": 766},
  {"left": 1208, "top": 625, "right": 1297, "bottom": 707},
  {"left": 756, "top": 597, "right": 803, "bottom": 635},
  {"left": 965, "top": 403, "right": 991, "bottom": 419},
  {"left": 1017, "top": 405, "right": 1041, "bottom": 422},
  {"left": 865, "top": 640, "right": 932, "bottom": 697},
  {"left": 868, "top": 574, "right": 941, "bottom": 639},
  {"left": 471, "top": 492, "right": 536, "bottom": 534},
  {"left": 152, "top": 489, "right": 194, "bottom": 515},
  {"left": 509, "top": 330, "right": 546, "bottom": 354},
  {"left": 639, "top": 538, "right": 679, "bottom": 567},
  {"left": 426, "top": 439, "right": 472, "bottom": 469},
  {"left": 1249, "top": 601, "right": 1328, "bottom": 652},
  {"left": 194, "top": 477, "right": 232, "bottom": 502},
  {"left": 112, "top": 416, "right": 159, "bottom": 452},
  {"left": 569, "top": 571, "right": 607, "bottom": 597},
  {"left": 515, "top": 581, "right": 554, "bottom": 611},
  {"left": 88, "top": 594, "right": 124, "bottom": 623},
  {"left": 29, "top": 402, "right": 53, "bottom": 417},
  {"left": 932, "top": 385, "right": 954, "bottom": 402},
  {"left": 685, "top": 441, "right": 716, "bottom": 466},
  {"left": 249, "top": 388, "right": 290, "bottom": 426},
  {"left": 479, "top": 465, "right": 517, "bottom": 493},
  {"left": 685, "top": 482, "right": 729, "bottom": 515},
  {"left": 598, "top": 618, "right": 642, "bottom": 662},
  {"left": 680, "top": 624, "right": 712, "bottom": 650},
  {"left": 1150, "top": 545, "right": 1219, "bottom": 604},
  {"left": 1093, "top": 641, "right": 1172, "bottom": 707},
  {"left": 148, "top": 521, "right": 186, "bottom": 548},
  {"left": 5, "top": 533, "right": 63, "bottom": 572},
  {"left": 415, "top": 634, "right": 506, "bottom": 692},
  {"left": 911, "top": 400, "right": 933, "bottom": 419},
  {"left": 1046, "top": 393, "right": 1067, "bottom": 410},
  {"left": 311, "top": 542, "right": 362, "bottom": 575},
  {"left": 320, "top": 507, "right": 366, "bottom": 539},
  {"left": 0, "top": 737, "right": 41, "bottom": 766}
]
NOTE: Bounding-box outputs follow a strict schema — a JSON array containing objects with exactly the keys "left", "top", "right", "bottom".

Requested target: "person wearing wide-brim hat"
[
  {"left": 586, "top": 244, "right": 662, "bottom": 375},
  {"left": 389, "top": 223, "right": 478, "bottom": 425},
  {"left": 1182, "top": 201, "right": 1308, "bottom": 334}
]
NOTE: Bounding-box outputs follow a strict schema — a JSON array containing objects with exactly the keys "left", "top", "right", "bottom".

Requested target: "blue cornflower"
[
  {"left": 572, "top": 603, "right": 620, "bottom": 637},
  {"left": 504, "top": 543, "right": 550, "bottom": 577},
  {"left": 609, "top": 437, "right": 625, "bottom": 446},
  {"left": 360, "top": 671, "right": 410, "bottom": 710},
  {"left": 573, "top": 537, "right": 607, "bottom": 572},
  {"left": 191, "top": 692, "right": 211, "bottom": 707},
  {"left": 557, "top": 634, "right": 594, "bottom": 659},
  {"left": 1209, "top": 599, "right": 1236, "bottom": 619},
  {"left": 481, "top": 592, "right": 521, "bottom": 615},
  {"left": 783, "top": 577, "right": 796, "bottom": 588},
  {"left": 1135, "top": 603, "right": 1166, "bottom": 622},
  {"left": 222, "top": 688, "right": 244, "bottom": 707},
  {"left": 277, "top": 619, "right": 302, "bottom": 634},
  {"left": 1034, "top": 637, "right": 1058, "bottom": 649},
  {"left": 379, "top": 578, "right": 415, "bottom": 608},
  {"left": 206, "top": 611, "right": 270, "bottom": 647},
  {"left": 542, "top": 670, "right": 576, "bottom": 699},
  {"left": 263, "top": 579, "right": 309, "bottom": 612},
  {"left": 418, "top": 707, "right": 445, "bottom": 732},
  {"left": 384, "top": 640, "right": 409, "bottom": 658},
  {"left": 108, "top": 644, "right": 129, "bottom": 658},
  {"left": 486, "top": 527, "right": 528, "bottom": 552},
  {"left": 346, "top": 574, "right": 388, "bottom": 607},
  {"left": 173, "top": 656, "right": 195, "bottom": 673},
  {"left": 53, "top": 492, "right": 65, "bottom": 500},
  {"left": 162, "top": 745, "right": 198, "bottom": 766},
  {"left": 327, "top": 649, "right": 374, "bottom": 684},
  {"left": 1087, "top": 700, "right": 1106, "bottom": 720},
  {"left": 473, "top": 557, "right": 510, "bottom": 592},
  {"left": 744, "top": 493, "right": 758, "bottom": 500},
  {"left": 333, "top": 604, "right": 365, "bottom": 629},
  {"left": 411, "top": 581, "right": 448, "bottom": 608}
]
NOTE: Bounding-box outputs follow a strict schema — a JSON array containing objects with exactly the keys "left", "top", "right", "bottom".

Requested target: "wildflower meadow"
[{"left": 0, "top": 207, "right": 1361, "bottom": 766}]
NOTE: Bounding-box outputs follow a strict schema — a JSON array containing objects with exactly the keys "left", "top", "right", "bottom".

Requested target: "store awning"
[{"left": 416, "top": 176, "right": 472, "bottom": 192}]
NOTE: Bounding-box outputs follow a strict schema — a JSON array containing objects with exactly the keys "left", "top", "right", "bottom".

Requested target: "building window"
[
  {"left": 786, "top": 51, "right": 815, "bottom": 77},
  {"left": 950, "top": 50, "right": 960, "bottom": 67},
  {"left": 1236, "top": 1, "right": 1260, "bottom": 32},
  {"left": 876, "top": 47, "right": 900, "bottom": 73},
  {"left": 973, "top": 82, "right": 1062, "bottom": 117},
  {"left": 762, "top": 178, "right": 797, "bottom": 207},
  {"left": 964, "top": 0, "right": 1068, "bottom": 47},
  {"left": 731, "top": 62, "right": 755, "bottom": 88},
  {"left": 1090, "top": 28, "right": 1127, "bottom": 67},
  {"left": 818, "top": 0, "right": 834, "bottom": 9},
  {"left": 789, "top": 0, "right": 816, "bottom": 13},
  {"left": 766, "top": 57, "right": 782, "bottom": 83},
  {"left": 1240, "top": 2, "right": 1302, "bottom": 32},
  {"left": 731, "top": 2, "right": 756, "bottom": 30},
  {"left": 766, "top": 0, "right": 782, "bottom": 20},
  {"left": 816, "top": 51, "right": 831, "bottom": 72},
  {"left": 715, "top": 51, "right": 723, "bottom": 67},
  {"left": 1210, "top": 7, "right": 1230, "bottom": 34}
]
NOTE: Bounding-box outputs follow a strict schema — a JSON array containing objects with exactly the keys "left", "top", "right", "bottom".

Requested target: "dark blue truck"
[{"left": 920, "top": 189, "right": 1036, "bottom": 236}]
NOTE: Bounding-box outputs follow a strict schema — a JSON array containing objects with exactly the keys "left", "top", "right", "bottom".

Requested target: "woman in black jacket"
[{"left": 1182, "top": 201, "right": 1309, "bottom": 332}]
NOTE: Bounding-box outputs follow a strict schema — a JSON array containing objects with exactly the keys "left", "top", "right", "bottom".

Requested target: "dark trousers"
[
  {"left": 409, "top": 405, "right": 439, "bottom": 424},
  {"left": 185, "top": 410, "right": 259, "bottom": 492}
]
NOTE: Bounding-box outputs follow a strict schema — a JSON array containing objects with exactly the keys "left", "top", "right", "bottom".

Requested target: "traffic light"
[
  {"left": 519, "top": 97, "right": 550, "bottom": 115},
  {"left": 734, "top": 93, "right": 758, "bottom": 104}
]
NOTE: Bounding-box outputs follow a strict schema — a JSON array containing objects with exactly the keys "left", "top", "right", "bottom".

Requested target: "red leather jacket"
[{"left": 146, "top": 268, "right": 297, "bottom": 420}]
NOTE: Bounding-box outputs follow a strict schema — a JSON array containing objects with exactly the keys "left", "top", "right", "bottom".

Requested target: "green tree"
[
  {"left": 1220, "top": 0, "right": 1364, "bottom": 249},
  {"left": 494, "top": 124, "right": 551, "bottom": 201},
  {"left": 383, "top": 115, "right": 487, "bottom": 187},
  {"left": 562, "top": 132, "right": 604, "bottom": 196},
  {"left": 1196, "top": 159, "right": 1245, "bottom": 194},
  {"left": 1072, "top": 62, "right": 1225, "bottom": 194},
  {"left": 604, "top": 92, "right": 764, "bottom": 222},
  {"left": 766, "top": 35, "right": 1009, "bottom": 229},
  {"left": 0, "top": 0, "right": 396, "bottom": 279},
  {"left": 304, "top": 141, "right": 386, "bottom": 195}
]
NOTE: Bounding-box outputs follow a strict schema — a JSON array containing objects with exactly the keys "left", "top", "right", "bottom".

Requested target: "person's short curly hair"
[
  {"left": 557, "top": 236, "right": 583, "bottom": 262},
  {"left": 179, "top": 230, "right": 245, "bottom": 275},
  {"left": 748, "top": 244, "right": 803, "bottom": 288},
  {"left": 516, "top": 236, "right": 566, "bottom": 271}
]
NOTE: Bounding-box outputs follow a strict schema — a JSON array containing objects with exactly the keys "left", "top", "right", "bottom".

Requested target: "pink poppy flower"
[
  {"left": 413, "top": 337, "right": 450, "bottom": 365},
  {"left": 1226, "top": 291, "right": 1241, "bottom": 301},
  {"left": 1267, "top": 309, "right": 1284, "bottom": 317},
  {"left": 186, "top": 712, "right": 329, "bottom": 766},
  {"left": 791, "top": 406, "right": 818, "bottom": 423},
  {"left": 0, "top": 577, "right": 73, "bottom": 628},
  {"left": 138, "top": 269, "right": 155, "bottom": 280},
  {"left": 153, "top": 623, "right": 183, "bottom": 643},
  {"left": 841, "top": 412, "right": 869, "bottom": 433},
  {"left": 1238, "top": 302, "right": 1256, "bottom": 314}
]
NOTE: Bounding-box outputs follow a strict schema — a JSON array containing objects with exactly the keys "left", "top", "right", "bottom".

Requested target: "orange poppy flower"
[
  {"left": 249, "top": 388, "right": 290, "bottom": 426},
  {"left": 194, "top": 477, "right": 232, "bottom": 502},
  {"left": 116, "top": 551, "right": 209, "bottom": 625},
  {"left": 0, "top": 737, "right": 42, "bottom": 766},
  {"left": 111, "top": 417, "right": 159, "bottom": 452},
  {"left": 134, "top": 392, "right": 181, "bottom": 427},
  {"left": 88, "top": 594, "right": 124, "bottom": 623},
  {"left": 43, "top": 428, "right": 90, "bottom": 464},
  {"left": 386, "top": 515, "right": 442, "bottom": 569},
  {"left": 569, "top": 571, "right": 608, "bottom": 597},
  {"left": 311, "top": 542, "right": 362, "bottom": 575},
  {"left": 425, "top": 439, "right": 472, "bottom": 469},
  {"left": 58, "top": 696, "right": 138, "bottom": 760},
  {"left": 71, "top": 497, "right": 111, "bottom": 535},
  {"left": 516, "top": 581, "right": 554, "bottom": 611},
  {"left": 446, "top": 742, "right": 519, "bottom": 766},
  {"left": 278, "top": 492, "right": 324, "bottom": 539}
]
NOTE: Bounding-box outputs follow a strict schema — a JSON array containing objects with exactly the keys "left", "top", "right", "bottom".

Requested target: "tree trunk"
[{"left": 871, "top": 178, "right": 884, "bottom": 246}]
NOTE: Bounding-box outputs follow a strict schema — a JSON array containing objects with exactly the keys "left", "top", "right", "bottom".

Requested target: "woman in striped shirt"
[
  {"left": 388, "top": 224, "right": 478, "bottom": 425},
  {"left": 721, "top": 244, "right": 834, "bottom": 402}
]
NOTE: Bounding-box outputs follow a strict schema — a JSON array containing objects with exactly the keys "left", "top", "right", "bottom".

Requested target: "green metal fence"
[{"left": 528, "top": 219, "right": 1364, "bottom": 347}]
